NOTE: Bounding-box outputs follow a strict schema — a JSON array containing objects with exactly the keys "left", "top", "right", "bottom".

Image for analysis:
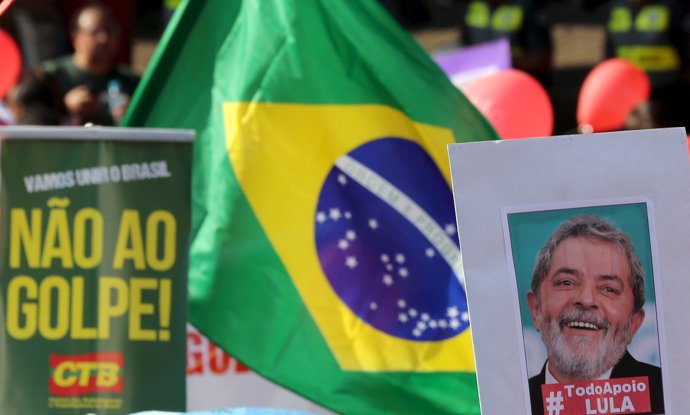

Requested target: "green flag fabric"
[{"left": 124, "top": 0, "right": 498, "bottom": 414}]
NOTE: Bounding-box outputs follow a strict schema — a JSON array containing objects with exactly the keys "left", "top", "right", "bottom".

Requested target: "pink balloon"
[
  {"left": 461, "top": 69, "right": 553, "bottom": 139},
  {"left": 577, "top": 58, "right": 650, "bottom": 133},
  {"left": 0, "top": 0, "right": 15, "bottom": 17},
  {"left": 0, "top": 28, "right": 21, "bottom": 99}
]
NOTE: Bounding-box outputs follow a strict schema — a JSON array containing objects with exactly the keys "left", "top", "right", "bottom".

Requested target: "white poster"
[
  {"left": 186, "top": 325, "right": 333, "bottom": 414},
  {"left": 448, "top": 128, "right": 690, "bottom": 415}
]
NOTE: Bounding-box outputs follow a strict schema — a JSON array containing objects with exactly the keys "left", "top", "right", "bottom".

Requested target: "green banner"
[{"left": 0, "top": 127, "right": 193, "bottom": 415}]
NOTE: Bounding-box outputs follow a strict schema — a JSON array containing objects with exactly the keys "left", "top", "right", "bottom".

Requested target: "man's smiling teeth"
[{"left": 567, "top": 321, "right": 599, "bottom": 330}]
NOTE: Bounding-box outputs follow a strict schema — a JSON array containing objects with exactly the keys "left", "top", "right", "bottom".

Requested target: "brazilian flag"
[{"left": 124, "top": 0, "right": 497, "bottom": 413}]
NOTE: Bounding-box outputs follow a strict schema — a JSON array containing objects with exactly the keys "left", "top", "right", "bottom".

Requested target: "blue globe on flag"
[{"left": 315, "top": 137, "right": 469, "bottom": 341}]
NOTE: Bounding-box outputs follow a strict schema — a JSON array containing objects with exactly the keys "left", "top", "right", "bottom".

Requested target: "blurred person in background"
[
  {"left": 36, "top": 2, "right": 138, "bottom": 126},
  {"left": 605, "top": 0, "right": 690, "bottom": 129},
  {"left": 457, "top": 0, "right": 553, "bottom": 86},
  {"left": 6, "top": 73, "right": 61, "bottom": 125}
]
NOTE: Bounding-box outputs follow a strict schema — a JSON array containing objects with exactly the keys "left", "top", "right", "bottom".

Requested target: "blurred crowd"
[
  {"left": 0, "top": 0, "right": 176, "bottom": 126},
  {"left": 2, "top": 0, "right": 690, "bottom": 136},
  {"left": 389, "top": 0, "right": 690, "bottom": 135}
]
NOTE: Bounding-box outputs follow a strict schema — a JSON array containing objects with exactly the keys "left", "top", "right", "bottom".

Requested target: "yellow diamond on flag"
[{"left": 223, "top": 103, "right": 475, "bottom": 372}]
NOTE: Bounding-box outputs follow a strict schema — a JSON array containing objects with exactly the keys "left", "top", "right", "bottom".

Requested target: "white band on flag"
[{"left": 335, "top": 154, "right": 466, "bottom": 289}]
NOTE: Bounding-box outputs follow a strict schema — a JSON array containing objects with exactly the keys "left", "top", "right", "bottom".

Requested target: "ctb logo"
[{"left": 49, "top": 352, "right": 124, "bottom": 396}]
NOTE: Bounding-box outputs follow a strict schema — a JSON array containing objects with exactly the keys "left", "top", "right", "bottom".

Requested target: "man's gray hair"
[{"left": 530, "top": 215, "right": 645, "bottom": 312}]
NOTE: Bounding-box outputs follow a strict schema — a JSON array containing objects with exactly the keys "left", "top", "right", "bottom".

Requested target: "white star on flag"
[
  {"left": 345, "top": 230, "right": 356, "bottom": 241},
  {"left": 316, "top": 212, "right": 327, "bottom": 223},
  {"left": 338, "top": 239, "right": 349, "bottom": 250},
  {"left": 329, "top": 208, "right": 342, "bottom": 221},
  {"left": 345, "top": 256, "right": 358, "bottom": 269},
  {"left": 368, "top": 218, "right": 379, "bottom": 229}
]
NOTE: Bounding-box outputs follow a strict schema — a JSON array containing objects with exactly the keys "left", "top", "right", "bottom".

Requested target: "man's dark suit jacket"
[{"left": 528, "top": 351, "right": 664, "bottom": 415}]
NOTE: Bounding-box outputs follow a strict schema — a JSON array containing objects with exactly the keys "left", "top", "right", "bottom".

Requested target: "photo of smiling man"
[{"left": 520, "top": 213, "right": 664, "bottom": 415}]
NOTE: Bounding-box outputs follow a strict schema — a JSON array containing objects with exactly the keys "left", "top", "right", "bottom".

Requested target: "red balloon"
[
  {"left": 0, "top": 28, "right": 21, "bottom": 99},
  {"left": 577, "top": 58, "right": 650, "bottom": 133},
  {"left": 461, "top": 69, "right": 553, "bottom": 139}
]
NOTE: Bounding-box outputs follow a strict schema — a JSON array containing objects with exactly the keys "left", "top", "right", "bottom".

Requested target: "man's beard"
[{"left": 540, "top": 308, "right": 634, "bottom": 380}]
